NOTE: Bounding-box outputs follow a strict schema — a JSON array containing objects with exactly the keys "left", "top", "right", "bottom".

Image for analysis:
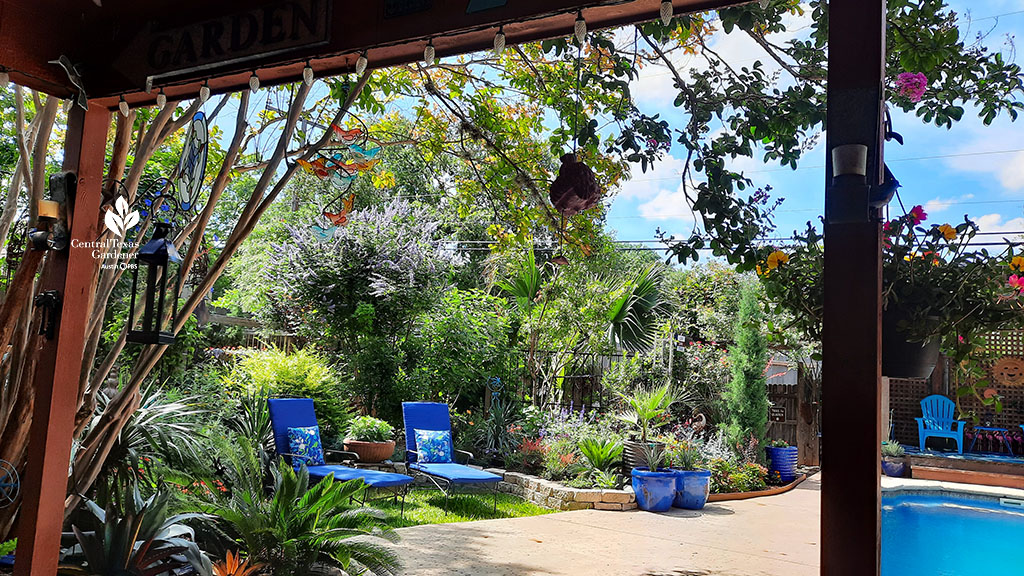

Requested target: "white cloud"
[
  {"left": 940, "top": 122, "right": 1024, "bottom": 192},
  {"left": 924, "top": 194, "right": 975, "bottom": 214},
  {"left": 637, "top": 184, "right": 696, "bottom": 222},
  {"left": 974, "top": 213, "right": 1024, "bottom": 241},
  {"left": 616, "top": 154, "right": 686, "bottom": 201}
]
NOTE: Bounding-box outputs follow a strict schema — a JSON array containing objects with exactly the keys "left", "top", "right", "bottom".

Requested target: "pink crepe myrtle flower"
[
  {"left": 1009, "top": 274, "right": 1024, "bottom": 291},
  {"left": 896, "top": 72, "right": 928, "bottom": 103},
  {"left": 908, "top": 205, "right": 927, "bottom": 225}
]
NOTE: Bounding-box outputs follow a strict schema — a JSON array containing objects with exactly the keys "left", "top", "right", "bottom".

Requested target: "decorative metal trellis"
[{"left": 0, "top": 459, "right": 19, "bottom": 509}]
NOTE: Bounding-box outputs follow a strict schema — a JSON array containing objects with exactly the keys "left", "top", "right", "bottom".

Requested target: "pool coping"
[{"left": 881, "top": 476, "right": 1024, "bottom": 502}]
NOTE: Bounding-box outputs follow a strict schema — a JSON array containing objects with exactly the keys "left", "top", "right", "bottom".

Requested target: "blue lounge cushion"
[
  {"left": 307, "top": 465, "right": 414, "bottom": 488},
  {"left": 410, "top": 462, "right": 502, "bottom": 484},
  {"left": 288, "top": 425, "right": 326, "bottom": 467},
  {"left": 414, "top": 429, "right": 453, "bottom": 463}
]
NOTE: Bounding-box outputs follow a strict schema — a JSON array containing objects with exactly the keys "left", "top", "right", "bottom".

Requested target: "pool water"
[{"left": 882, "top": 493, "right": 1024, "bottom": 575}]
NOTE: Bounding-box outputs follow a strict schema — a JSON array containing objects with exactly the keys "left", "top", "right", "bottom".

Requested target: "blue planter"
[
  {"left": 881, "top": 457, "right": 907, "bottom": 478},
  {"left": 765, "top": 445, "right": 798, "bottom": 483},
  {"left": 631, "top": 467, "right": 676, "bottom": 512},
  {"left": 673, "top": 469, "right": 712, "bottom": 510}
]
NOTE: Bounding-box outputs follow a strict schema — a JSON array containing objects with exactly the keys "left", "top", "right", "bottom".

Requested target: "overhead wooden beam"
[
  {"left": 77, "top": 0, "right": 749, "bottom": 105},
  {"left": 821, "top": 0, "right": 887, "bottom": 575}
]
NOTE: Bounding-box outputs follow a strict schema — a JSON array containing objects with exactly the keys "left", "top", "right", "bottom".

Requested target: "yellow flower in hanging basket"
[
  {"left": 938, "top": 223, "right": 957, "bottom": 241},
  {"left": 766, "top": 250, "right": 789, "bottom": 270},
  {"left": 1010, "top": 255, "right": 1024, "bottom": 271}
]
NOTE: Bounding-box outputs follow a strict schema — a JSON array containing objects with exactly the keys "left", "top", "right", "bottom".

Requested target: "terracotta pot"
[{"left": 343, "top": 439, "right": 396, "bottom": 463}]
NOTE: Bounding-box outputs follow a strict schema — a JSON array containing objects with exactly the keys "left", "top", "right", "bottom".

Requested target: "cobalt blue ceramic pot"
[
  {"left": 765, "top": 445, "right": 799, "bottom": 483},
  {"left": 673, "top": 469, "right": 712, "bottom": 509},
  {"left": 631, "top": 467, "right": 676, "bottom": 512},
  {"left": 881, "top": 457, "right": 907, "bottom": 478}
]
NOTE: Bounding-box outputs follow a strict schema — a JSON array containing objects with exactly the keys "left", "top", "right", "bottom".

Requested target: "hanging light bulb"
[
  {"left": 356, "top": 52, "right": 368, "bottom": 75},
  {"left": 249, "top": 71, "right": 260, "bottom": 92},
  {"left": 156, "top": 89, "right": 167, "bottom": 111},
  {"left": 424, "top": 40, "right": 435, "bottom": 66},
  {"left": 660, "top": 0, "right": 673, "bottom": 26},
  {"left": 574, "top": 12, "right": 587, "bottom": 45},
  {"left": 63, "top": 98, "right": 73, "bottom": 114},
  {"left": 199, "top": 81, "right": 210, "bottom": 103},
  {"left": 759, "top": 0, "right": 770, "bottom": 7},
  {"left": 118, "top": 95, "right": 129, "bottom": 117},
  {"left": 493, "top": 27, "right": 506, "bottom": 57},
  {"left": 302, "top": 62, "right": 314, "bottom": 86}
]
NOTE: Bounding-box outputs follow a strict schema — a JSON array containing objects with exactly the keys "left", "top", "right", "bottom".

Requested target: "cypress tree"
[{"left": 725, "top": 285, "right": 769, "bottom": 454}]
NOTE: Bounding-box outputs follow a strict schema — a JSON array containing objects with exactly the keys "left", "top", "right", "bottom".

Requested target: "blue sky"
[{"left": 606, "top": 1, "right": 1024, "bottom": 249}]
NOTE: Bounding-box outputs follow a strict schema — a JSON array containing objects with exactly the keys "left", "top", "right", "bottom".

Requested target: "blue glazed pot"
[
  {"left": 881, "top": 457, "right": 907, "bottom": 478},
  {"left": 765, "top": 445, "right": 799, "bottom": 483},
  {"left": 631, "top": 467, "right": 676, "bottom": 512},
  {"left": 673, "top": 469, "right": 712, "bottom": 510}
]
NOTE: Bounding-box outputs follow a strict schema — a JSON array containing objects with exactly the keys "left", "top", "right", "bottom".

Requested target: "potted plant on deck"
[
  {"left": 881, "top": 441, "right": 908, "bottom": 478},
  {"left": 343, "top": 416, "right": 396, "bottom": 463},
  {"left": 765, "top": 439, "right": 798, "bottom": 484},
  {"left": 758, "top": 210, "right": 1024, "bottom": 382},
  {"left": 630, "top": 442, "right": 676, "bottom": 512},
  {"left": 668, "top": 440, "right": 711, "bottom": 510},
  {"left": 616, "top": 383, "right": 677, "bottom": 468}
]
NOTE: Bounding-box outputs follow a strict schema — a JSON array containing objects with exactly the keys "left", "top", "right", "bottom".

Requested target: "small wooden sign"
[{"left": 770, "top": 405, "right": 786, "bottom": 423}]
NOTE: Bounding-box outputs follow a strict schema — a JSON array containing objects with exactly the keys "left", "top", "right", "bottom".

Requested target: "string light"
[
  {"left": 493, "top": 27, "right": 506, "bottom": 57},
  {"left": 356, "top": 52, "right": 368, "bottom": 75},
  {"left": 574, "top": 11, "right": 587, "bottom": 45},
  {"left": 424, "top": 39, "right": 435, "bottom": 66},
  {"left": 249, "top": 71, "right": 260, "bottom": 91},
  {"left": 0, "top": 68, "right": 8, "bottom": 86},
  {"left": 759, "top": 0, "right": 770, "bottom": 7},
  {"left": 118, "top": 95, "right": 129, "bottom": 117},
  {"left": 156, "top": 88, "right": 167, "bottom": 111},
  {"left": 660, "top": 0, "right": 673, "bottom": 26},
  {"left": 302, "top": 62, "right": 314, "bottom": 86},
  {"left": 63, "top": 99, "right": 72, "bottom": 114},
  {"left": 199, "top": 80, "right": 210, "bottom": 103}
]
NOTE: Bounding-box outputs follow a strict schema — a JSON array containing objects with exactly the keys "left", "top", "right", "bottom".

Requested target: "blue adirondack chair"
[
  {"left": 916, "top": 395, "right": 965, "bottom": 454},
  {"left": 267, "top": 398, "right": 413, "bottom": 512},
  {"left": 402, "top": 402, "right": 502, "bottom": 513}
]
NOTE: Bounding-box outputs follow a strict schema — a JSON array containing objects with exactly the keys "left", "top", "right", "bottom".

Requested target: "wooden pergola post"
[
  {"left": 13, "top": 104, "right": 110, "bottom": 576},
  {"left": 821, "top": 0, "right": 887, "bottom": 575}
]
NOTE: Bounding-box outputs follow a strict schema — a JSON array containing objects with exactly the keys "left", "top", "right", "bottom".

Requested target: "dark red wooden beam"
[
  {"left": 12, "top": 105, "right": 110, "bottom": 576},
  {"left": 0, "top": 0, "right": 752, "bottom": 104},
  {"left": 821, "top": 0, "right": 887, "bottom": 574}
]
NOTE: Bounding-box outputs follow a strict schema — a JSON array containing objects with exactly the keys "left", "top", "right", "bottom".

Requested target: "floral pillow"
[
  {"left": 414, "top": 429, "right": 453, "bottom": 463},
  {"left": 287, "top": 426, "right": 326, "bottom": 467}
]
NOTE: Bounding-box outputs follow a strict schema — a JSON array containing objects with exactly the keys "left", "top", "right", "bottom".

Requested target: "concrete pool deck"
[{"left": 393, "top": 474, "right": 822, "bottom": 575}]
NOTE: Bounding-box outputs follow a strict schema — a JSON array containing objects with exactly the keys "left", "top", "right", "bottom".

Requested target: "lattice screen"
[
  {"left": 888, "top": 377, "right": 930, "bottom": 445},
  {"left": 959, "top": 332, "right": 1024, "bottom": 429}
]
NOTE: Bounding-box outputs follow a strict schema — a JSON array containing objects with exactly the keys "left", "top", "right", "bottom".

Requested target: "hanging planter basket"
[{"left": 882, "top": 307, "right": 940, "bottom": 379}]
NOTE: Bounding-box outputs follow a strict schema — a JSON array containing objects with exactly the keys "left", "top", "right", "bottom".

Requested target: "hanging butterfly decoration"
[{"left": 294, "top": 114, "right": 384, "bottom": 243}]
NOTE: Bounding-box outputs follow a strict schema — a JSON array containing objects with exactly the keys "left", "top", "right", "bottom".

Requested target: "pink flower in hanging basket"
[
  {"left": 908, "top": 205, "right": 927, "bottom": 225},
  {"left": 896, "top": 72, "right": 928, "bottom": 103}
]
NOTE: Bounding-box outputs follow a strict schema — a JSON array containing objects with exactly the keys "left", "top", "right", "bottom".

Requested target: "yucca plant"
[
  {"left": 198, "top": 460, "right": 400, "bottom": 576},
  {"left": 226, "top": 392, "right": 274, "bottom": 455},
  {"left": 607, "top": 263, "right": 667, "bottom": 352},
  {"left": 496, "top": 249, "right": 543, "bottom": 315},
  {"left": 578, "top": 437, "right": 623, "bottom": 473},
  {"left": 213, "top": 550, "right": 263, "bottom": 576},
  {"left": 59, "top": 481, "right": 211, "bottom": 576}
]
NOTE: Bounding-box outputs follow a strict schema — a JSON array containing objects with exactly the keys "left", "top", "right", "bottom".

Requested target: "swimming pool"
[{"left": 882, "top": 492, "right": 1024, "bottom": 575}]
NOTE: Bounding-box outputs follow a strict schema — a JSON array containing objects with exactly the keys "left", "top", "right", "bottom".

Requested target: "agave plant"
[
  {"left": 59, "top": 482, "right": 212, "bottom": 576},
  {"left": 213, "top": 550, "right": 263, "bottom": 576},
  {"left": 606, "top": 263, "right": 668, "bottom": 352},
  {"left": 578, "top": 437, "right": 623, "bottom": 473},
  {"left": 198, "top": 460, "right": 400, "bottom": 576}
]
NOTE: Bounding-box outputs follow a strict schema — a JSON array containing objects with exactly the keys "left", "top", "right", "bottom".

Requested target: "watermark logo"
[{"left": 104, "top": 196, "right": 140, "bottom": 238}]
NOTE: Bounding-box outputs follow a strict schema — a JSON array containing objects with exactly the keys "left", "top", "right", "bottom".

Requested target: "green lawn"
[{"left": 373, "top": 489, "right": 554, "bottom": 528}]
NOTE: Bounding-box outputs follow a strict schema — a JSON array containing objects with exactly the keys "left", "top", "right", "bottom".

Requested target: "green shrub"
[
  {"left": 225, "top": 348, "right": 350, "bottom": 439},
  {"left": 540, "top": 436, "right": 582, "bottom": 481},
  {"left": 0, "top": 539, "right": 16, "bottom": 556},
  {"left": 346, "top": 416, "right": 394, "bottom": 442}
]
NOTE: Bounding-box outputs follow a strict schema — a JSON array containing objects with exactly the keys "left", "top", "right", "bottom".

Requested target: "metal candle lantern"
[{"left": 127, "top": 222, "right": 182, "bottom": 345}]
